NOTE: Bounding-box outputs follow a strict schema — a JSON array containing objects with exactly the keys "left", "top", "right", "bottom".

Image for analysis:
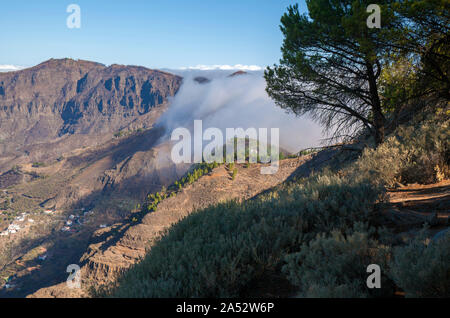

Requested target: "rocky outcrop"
[
  {"left": 228, "top": 70, "right": 248, "bottom": 77},
  {"left": 193, "top": 76, "right": 211, "bottom": 84}
]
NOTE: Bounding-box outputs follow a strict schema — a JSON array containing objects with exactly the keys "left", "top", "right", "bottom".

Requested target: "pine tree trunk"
[
  {"left": 373, "top": 108, "right": 385, "bottom": 146},
  {"left": 366, "top": 62, "right": 385, "bottom": 146}
]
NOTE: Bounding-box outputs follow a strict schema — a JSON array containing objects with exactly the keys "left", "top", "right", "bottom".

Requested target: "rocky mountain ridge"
[{"left": 0, "top": 58, "right": 182, "bottom": 173}]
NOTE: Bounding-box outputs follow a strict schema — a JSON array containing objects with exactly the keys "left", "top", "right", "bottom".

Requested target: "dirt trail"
[{"left": 382, "top": 180, "right": 450, "bottom": 233}]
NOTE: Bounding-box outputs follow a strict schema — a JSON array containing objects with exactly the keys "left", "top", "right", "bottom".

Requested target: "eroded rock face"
[{"left": 0, "top": 58, "right": 182, "bottom": 172}]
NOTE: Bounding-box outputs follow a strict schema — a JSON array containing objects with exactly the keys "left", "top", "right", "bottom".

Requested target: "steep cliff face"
[
  {"left": 0, "top": 58, "right": 182, "bottom": 172},
  {"left": 57, "top": 63, "right": 182, "bottom": 135}
]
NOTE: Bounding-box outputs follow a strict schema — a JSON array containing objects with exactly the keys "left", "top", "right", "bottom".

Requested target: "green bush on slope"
[
  {"left": 144, "top": 162, "right": 220, "bottom": 213},
  {"left": 353, "top": 115, "right": 449, "bottom": 187},
  {"left": 283, "top": 224, "right": 393, "bottom": 298},
  {"left": 389, "top": 229, "right": 450, "bottom": 298}
]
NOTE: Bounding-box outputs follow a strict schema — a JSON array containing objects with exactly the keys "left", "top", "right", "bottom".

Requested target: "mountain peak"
[
  {"left": 31, "top": 58, "right": 105, "bottom": 71},
  {"left": 228, "top": 70, "right": 248, "bottom": 77}
]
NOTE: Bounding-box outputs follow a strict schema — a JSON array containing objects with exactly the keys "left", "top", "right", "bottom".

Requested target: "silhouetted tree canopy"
[{"left": 265, "top": 0, "right": 449, "bottom": 145}]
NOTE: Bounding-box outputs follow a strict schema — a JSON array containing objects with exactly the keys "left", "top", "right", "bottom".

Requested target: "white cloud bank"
[
  {"left": 0, "top": 65, "right": 24, "bottom": 72},
  {"left": 158, "top": 71, "right": 324, "bottom": 153},
  {"left": 180, "top": 64, "right": 262, "bottom": 71}
]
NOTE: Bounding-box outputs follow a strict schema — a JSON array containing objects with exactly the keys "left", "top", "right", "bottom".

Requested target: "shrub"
[
  {"left": 353, "top": 114, "right": 449, "bottom": 186},
  {"left": 231, "top": 168, "right": 237, "bottom": 180},
  {"left": 143, "top": 162, "right": 221, "bottom": 214},
  {"left": 280, "top": 173, "right": 385, "bottom": 234},
  {"left": 114, "top": 131, "right": 127, "bottom": 138},
  {"left": 388, "top": 229, "right": 450, "bottom": 298},
  {"left": 11, "top": 165, "right": 21, "bottom": 172},
  {"left": 283, "top": 224, "right": 393, "bottom": 298}
]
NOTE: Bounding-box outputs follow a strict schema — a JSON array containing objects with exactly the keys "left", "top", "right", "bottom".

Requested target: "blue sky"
[{"left": 1, "top": 0, "right": 307, "bottom": 70}]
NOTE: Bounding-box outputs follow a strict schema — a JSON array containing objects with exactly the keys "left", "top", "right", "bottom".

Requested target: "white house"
[{"left": 8, "top": 224, "right": 20, "bottom": 233}]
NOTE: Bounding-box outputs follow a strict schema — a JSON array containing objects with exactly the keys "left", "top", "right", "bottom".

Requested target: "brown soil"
[{"left": 381, "top": 180, "right": 450, "bottom": 233}]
